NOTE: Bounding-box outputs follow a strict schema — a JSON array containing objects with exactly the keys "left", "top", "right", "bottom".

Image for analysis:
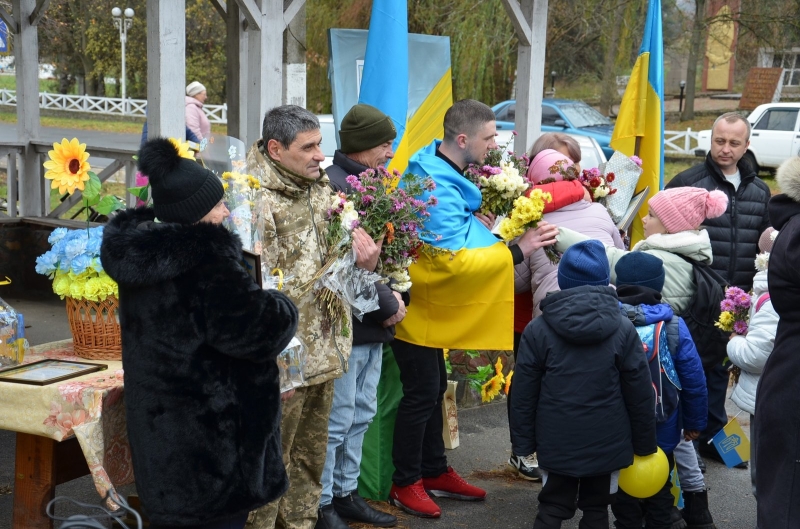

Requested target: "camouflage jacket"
[{"left": 246, "top": 140, "right": 351, "bottom": 386}]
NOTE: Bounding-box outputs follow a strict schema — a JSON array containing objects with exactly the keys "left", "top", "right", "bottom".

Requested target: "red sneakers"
[
  {"left": 422, "top": 467, "right": 487, "bottom": 501},
  {"left": 389, "top": 480, "right": 441, "bottom": 518}
]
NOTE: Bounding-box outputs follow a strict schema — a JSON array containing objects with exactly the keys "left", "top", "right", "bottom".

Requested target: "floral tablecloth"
[{"left": 0, "top": 340, "right": 133, "bottom": 500}]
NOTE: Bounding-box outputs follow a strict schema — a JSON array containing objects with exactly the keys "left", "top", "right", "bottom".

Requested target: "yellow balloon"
[{"left": 618, "top": 448, "right": 670, "bottom": 498}]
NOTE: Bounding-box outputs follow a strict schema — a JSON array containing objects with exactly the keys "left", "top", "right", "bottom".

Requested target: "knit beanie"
[
  {"left": 557, "top": 239, "right": 610, "bottom": 290},
  {"left": 614, "top": 252, "right": 666, "bottom": 293},
  {"left": 339, "top": 104, "right": 396, "bottom": 154},
  {"left": 186, "top": 81, "right": 206, "bottom": 97},
  {"left": 648, "top": 187, "right": 728, "bottom": 233},
  {"left": 137, "top": 138, "right": 223, "bottom": 224},
  {"left": 526, "top": 149, "right": 573, "bottom": 184},
  {"left": 758, "top": 227, "right": 777, "bottom": 253}
]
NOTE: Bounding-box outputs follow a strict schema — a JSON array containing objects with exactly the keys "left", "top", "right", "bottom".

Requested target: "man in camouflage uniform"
[{"left": 246, "top": 105, "right": 380, "bottom": 529}]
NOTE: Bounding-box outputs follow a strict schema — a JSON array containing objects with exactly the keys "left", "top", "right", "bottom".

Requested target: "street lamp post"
[
  {"left": 112, "top": 7, "right": 134, "bottom": 114},
  {"left": 679, "top": 80, "right": 686, "bottom": 114},
  {"left": 550, "top": 71, "right": 557, "bottom": 96}
]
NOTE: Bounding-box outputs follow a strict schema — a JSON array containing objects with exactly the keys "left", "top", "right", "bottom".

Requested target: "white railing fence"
[
  {"left": 0, "top": 89, "right": 227, "bottom": 124},
  {"left": 664, "top": 128, "right": 699, "bottom": 156}
]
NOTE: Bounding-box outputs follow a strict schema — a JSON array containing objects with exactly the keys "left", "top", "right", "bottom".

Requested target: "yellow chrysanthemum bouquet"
[{"left": 221, "top": 171, "right": 265, "bottom": 253}]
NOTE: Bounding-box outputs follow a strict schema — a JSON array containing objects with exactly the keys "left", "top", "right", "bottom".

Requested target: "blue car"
[{"left": 492, "top": 99, "right": 615, "bottom": 159}]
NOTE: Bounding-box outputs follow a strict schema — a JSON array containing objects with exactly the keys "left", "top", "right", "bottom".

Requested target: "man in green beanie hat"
[{"left": 316, "top": 104, "right": 403, "bottom": 529}]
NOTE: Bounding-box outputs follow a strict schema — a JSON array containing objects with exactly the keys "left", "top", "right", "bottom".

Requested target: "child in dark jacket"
[
  {"left": 510, "top": 240, "right": 657, "bottom": 529},
  {"left": 611, "top": 252, "right": 708, "bottom": 529}
]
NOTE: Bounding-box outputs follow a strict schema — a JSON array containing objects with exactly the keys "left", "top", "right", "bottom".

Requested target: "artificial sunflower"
[
  {"left": 481, "top": 374, "right": 503, "bottom": 403},
  {"left": 169, "top": 138, "right": 196, "bottom": 160},
  {"left": 504, "top": 370, "right": 514, "bottom": 395},
  {"left": 43, "top": 138, "right": 91, "bottom": 194}
]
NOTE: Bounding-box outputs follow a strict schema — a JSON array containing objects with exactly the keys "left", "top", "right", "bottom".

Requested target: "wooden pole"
[
  {"left": 13, "top": 0, "right": 42, "bottom": 216},
  {"left": 500, "top": 0, "right": 548, "bottom": 155},
  {"left": 146, "top": 0, "right": 186, "bottom": 140},
  {"left": 245, "top": 0, "right": 283, "bottom": 147}
]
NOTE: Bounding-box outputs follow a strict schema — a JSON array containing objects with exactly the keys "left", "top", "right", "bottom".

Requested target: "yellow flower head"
[
  {"left": 715, "top": 311, "right": 735, "bottom": 331},
  {"left": 169, "top": 138, "right": 196, "bottom": 160},
  {"left": 494, "top": 357, "right": 504, "bottom": 377},
  {"left": 481, "top": 374, "right": 504, "bottom": 403},
  {"left": 443, "top": 348, "right": 449, "bottom": 361},
  {"left": 52, "top": 271, "right": 72, "bottom": 298},
  {"left": 43, "top": 138, "right": 91, "bottom": 194},
  {"left": 504, "top": 370, "right": 514, "bottom": 395}
]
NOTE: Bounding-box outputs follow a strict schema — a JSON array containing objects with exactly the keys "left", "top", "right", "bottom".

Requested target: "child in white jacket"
[{"left": 727, "top": 227, "right": 779, "bottom": 498}]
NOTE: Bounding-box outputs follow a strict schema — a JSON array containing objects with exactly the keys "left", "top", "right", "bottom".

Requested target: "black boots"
[
  {"left": 315, "top": 504, "right": 350, "bottom": 529},
  {"left": 332, "top": 492, "right": 397, "bottom": 527},
  {"left": 681, "top": 490, "right": 716, "bottom": 529},
  {"left": 670, "top": 506, "right": 688, "bottom": 529}
]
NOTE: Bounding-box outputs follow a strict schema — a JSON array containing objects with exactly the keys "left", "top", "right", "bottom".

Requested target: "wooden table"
[{"left": 0, "top": 340, "right": 132, "bottom": 528}]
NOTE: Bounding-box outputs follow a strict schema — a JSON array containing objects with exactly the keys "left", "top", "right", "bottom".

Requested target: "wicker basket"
[{"left": 65, "top": 296, "right": 122, "bottom": 360}]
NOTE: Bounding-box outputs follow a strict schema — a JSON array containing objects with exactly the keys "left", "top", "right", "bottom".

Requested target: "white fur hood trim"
[{"left": 777, "top": 156, "right": 800, "bottom": 202}]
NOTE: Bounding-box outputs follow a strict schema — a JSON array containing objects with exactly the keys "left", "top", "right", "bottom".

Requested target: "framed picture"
[
  {"left": 0, "top": 360, "right": 108, "bottom": 386},
  {"left": 241, "top": 249, "right": 263, "bottom": 288},
  {"left": 616, "top": 186, "right": 651, "bottom": 232}
]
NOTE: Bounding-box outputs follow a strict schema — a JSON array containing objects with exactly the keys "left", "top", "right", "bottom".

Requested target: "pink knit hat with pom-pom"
[
  {"left": 526, "top": 149, "right": 573, "bottom": 184},
  {"left": 648, "top": 187, "right": 728, "bottom": 233}
]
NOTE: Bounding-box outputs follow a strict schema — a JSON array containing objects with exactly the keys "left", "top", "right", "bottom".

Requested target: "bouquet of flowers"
[
  {"left": 715, "top": 286, "right": 751, "bottom": 335},
  {"left": 578, "top": 166, "right": 617, "bottom": 201},
  {"left": 465, "top": 134, "right": 531, "bottom": 216},
  {"left": 496, "top": 189, "right": 552, "bottom": 239},
  {"left": 35, "top": 227, "right": 118, "bottom": 302},
  {"left": 221, "top": 171, "right": 265, "bottom": 253},
  {"left": 296, "top": 167, "right": 438, "bottom": 336},
  {"left": 325, "top": 167, "right": 438, "bottom": 293}
]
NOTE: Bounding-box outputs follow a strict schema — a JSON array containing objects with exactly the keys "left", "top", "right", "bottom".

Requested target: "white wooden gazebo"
[{"left": 4, "top": 0, "right": 547, "bottom": 218}]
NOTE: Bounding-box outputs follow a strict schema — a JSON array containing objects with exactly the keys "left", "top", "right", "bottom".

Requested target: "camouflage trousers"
[{"left": 248, "top": 380, "right": 335, "bottom": 529}]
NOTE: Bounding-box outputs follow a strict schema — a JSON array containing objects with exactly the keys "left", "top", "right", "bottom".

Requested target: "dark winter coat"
[
  {"left": 754, "top": 194, "right": 800, "bottom": 528},
  {"left": 667, "top": 154, "right": 770, "bottom": 291},
  {"left": 617, "top": 286, "right": 708, "bottom": 454},
  {"left": 510, "top": 286, "right": 657, "bottom": 477},
  {"left": 100, "top": 208, "right": 298, "bottom": 527},
  {"left": 326, "top": 150, "right": 402, "bottom": 345}
]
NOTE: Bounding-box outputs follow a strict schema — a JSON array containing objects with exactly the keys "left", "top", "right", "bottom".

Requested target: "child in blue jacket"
[{"left": 610, "top": 252, "right": 708, "bottom": 529}]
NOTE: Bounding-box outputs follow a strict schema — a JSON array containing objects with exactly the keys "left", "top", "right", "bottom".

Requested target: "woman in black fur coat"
[{"left": 101, "top": 138, "right": 298, "bottom": 529}]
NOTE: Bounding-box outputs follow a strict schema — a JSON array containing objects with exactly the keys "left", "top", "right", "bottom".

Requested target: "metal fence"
[{"left": 0, "top": 89, "right": 228, "bottom": 124}]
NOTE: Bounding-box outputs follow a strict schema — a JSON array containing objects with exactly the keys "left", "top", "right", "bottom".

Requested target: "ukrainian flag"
[
  {"left": 394, "top": 141, "right": 514, "bottom": 351},
  {"left": 710, "top": 418, "right": 751, "bottom": 467},
  {"left": 610, "top": 0, "right": 664, "bottom": 245},
  {"left": 357, "top": 1, "right": 452, "bottom": 174}
]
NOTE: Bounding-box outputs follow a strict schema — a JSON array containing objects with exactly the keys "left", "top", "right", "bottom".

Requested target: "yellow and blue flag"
[
  {"left": 395, "top": 141, "right": 514, "bottom": 351},
  {"left": 358, "top": 1, "right": 408, "bottom": 170},
  {"left": 710, "top": 418, "right": 751, "bottom": 467},
  {"left": 357, "top": 1, "right": 452, "bottom": 174},
  {"left": 610, "top": 0, "right": 664, "bottom": 245}
]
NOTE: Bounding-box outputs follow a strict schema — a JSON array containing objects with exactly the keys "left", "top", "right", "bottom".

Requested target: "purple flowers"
[{"left": 717, "top": 286, "right": 753, "bottom": 335}]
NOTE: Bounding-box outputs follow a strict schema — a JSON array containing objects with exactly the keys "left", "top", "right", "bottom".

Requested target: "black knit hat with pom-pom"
[{"left": 137, "top": 138, "right": 223, "bottom": 224}]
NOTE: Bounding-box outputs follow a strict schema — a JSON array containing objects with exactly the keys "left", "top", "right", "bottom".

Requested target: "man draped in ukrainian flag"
[{"left": 387, "top": 99, "right": 559, "bottom": 518}]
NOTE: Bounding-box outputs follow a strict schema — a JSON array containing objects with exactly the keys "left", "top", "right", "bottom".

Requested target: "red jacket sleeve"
[{"left": 527, "top": 180, "right": 585, "bottom": 213}]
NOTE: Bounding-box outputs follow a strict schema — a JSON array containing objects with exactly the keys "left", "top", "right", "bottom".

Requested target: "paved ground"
[{"left": 0, "top": 294, "right": 757, "bottom": 528}]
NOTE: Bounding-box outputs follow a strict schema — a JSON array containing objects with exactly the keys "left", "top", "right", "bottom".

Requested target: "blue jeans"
[{"left": 320, "top": 342, "right": 383, "bottom": 506}]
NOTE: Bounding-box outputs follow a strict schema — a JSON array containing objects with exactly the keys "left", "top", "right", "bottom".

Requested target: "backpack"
[
  {"left": 675, "top": 255, "right": 729, "bottom": 370},
  {"left": 636, "top": 320, "right": 681, "bottom": 423}
]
